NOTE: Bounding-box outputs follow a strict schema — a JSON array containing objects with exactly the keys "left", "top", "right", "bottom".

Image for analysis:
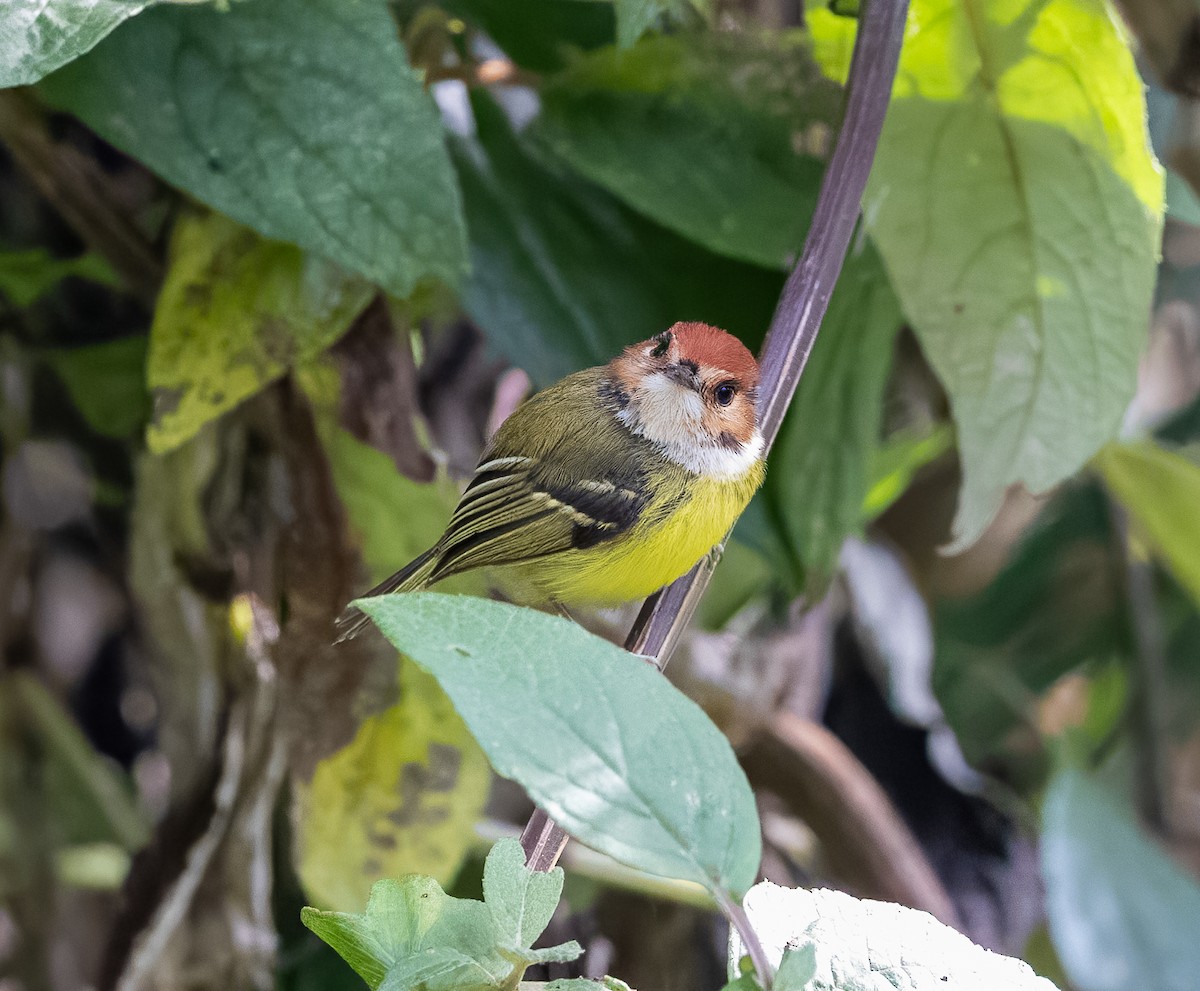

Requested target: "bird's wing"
[{"left": 426, "top": 451, "right": 650, "bottom": 583}]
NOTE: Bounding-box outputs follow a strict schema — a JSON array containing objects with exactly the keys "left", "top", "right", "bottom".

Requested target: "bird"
[{"left": 334, "top": 321, "right": 765, "bottom": 642}]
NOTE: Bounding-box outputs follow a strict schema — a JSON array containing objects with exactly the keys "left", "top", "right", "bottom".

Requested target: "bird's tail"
[{"left": 333, "top": 547, "right": 439, "bottom": 644}]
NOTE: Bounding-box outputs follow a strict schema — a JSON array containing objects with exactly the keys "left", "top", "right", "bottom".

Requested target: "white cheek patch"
[
  {"left": 618, "top": 375, "right": 763, "bottom": 479},
  {"left": 618, "top": 373, "right": 703, "bottom": 446}
]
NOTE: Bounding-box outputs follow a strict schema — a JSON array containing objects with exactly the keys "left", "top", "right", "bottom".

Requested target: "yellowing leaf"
[
  {"left": 1096, "top": 440, "right": 1200, "bottom": 607},
  {"left": 294, "top": 662, "right": 490, "bottom": 911},
  {"left": 816, "top": 0, "right": 1164, "bottom": 548},
  {"left": 146, "top": 212, "right": 372, "bottom": 453}
]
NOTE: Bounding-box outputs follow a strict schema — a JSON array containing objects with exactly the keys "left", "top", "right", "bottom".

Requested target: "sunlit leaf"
[
  {"left": 1042, "top": 766, "right": 1200, "bottom": 991},
  {"left": 731, "top": 881, "right": 1059, "bottom": 989},
  {"left": 357, "top": 593, "right": 762, "bottom": 899},
  {"left": 41, "top": 0, "right": 467, "bottom": 296},
  {"left": 145, "top": 213, "right": 372, "bottom": 453},
  {"left": 817, "top": 0, "right": 1164, "bottom": 548},
  {"left": 0, "top": 0, "right": 154, "bottom": 87},
  {"left": 294, "top": 662, "right": 491, "bottom": 912}
]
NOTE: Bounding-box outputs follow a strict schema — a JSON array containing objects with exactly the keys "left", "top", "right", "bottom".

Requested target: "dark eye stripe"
[{"left": 650, "top": 332, "right": 672, "bottom": 358}]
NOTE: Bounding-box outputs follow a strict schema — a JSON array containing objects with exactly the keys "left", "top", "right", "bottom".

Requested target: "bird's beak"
[{"left": 664, "top": 361, "right": 700, "bottom": 390}]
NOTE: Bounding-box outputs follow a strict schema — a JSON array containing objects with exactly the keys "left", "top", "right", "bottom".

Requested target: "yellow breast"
[{"left": 516, "top": 460, "right": 765, "bottom": 605}]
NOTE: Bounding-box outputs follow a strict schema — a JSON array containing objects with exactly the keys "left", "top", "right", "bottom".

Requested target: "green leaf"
[
  {"left": 613, "top": 0, "right": 699, "bottom": 49},
  {"left": 932, "top": 483, "right": 1120, "bottom": 773},
  {"left": 145, "top": 213, "right": 372, "bottom": 453},
  {"left": 41, "top": 0, "right": 467, "bottom": 297},
  {"left": 294, "top": 661, "right": 491, "bottom": 912},
  {"left": 302, "top": 840, "right": 579, "bottom": 991},
  {"left": 1041, "top": 766, "right": 1200, "bottom": 991},
  {"left": 482, "top": 838, "right": 563, "bottom": 955},
  {"left": 45, "top": 336, "right": 149, "bottom": 439},
  {"left": 862, "top": 423, "right": 953, "bottom": 519},
  {"left": 842, "top": 0, "right": 1164, "bottom": 548},
  {"left": 357, "top": 593, "right": 762, "bottom": 899},
  {"left": 732, "top": 881, "right": 1059, "bottom": 989},
  {"left": 452, "top": 93, "right": 782, "bottom": 385},
  {"left": 9, "top": 672, "right": 148, "bottom": 850},
  {"left": 439, "top": 0, "right": 615, "bottom": 71},
  {"left": 534, "top": 34, "right": 838, "bottom": 269},
  {"left": 1096, "top": 440, "right": 1200, "bottom": 608},
  {"left": 302, "top": 874, "right": 501, "bottom": 991},
  {"left": 762, "top": 240, "right": 903, "bottom": 588},
  {"left": 0, "top": 248, "right": 118, "bottom": 307},
  {"left": 775, "top": 944, "right": 817, "bottom": 991},
  {"left": 0, "top": 0, "right": 153, "bottom": 87}
]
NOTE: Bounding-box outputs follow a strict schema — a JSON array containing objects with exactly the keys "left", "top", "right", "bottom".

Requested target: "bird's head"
[{"left": 607, "top": 322, "right": 763, "bottom": 478}]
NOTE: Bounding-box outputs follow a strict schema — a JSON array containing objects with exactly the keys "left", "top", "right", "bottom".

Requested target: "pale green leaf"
[
  {"left": 145, "top": 212, "right": 372, "bottom": 453},
  {"left": 613, "top": 0, "right": 699, "bottom": 48},
  {"left": 1041, "top": 766, "right": 1200, "bottom": 991},
  {"left": 40, "top": 0, "right": 467, "bottom": 296},
  {"left": 294, "top": 662, "right": 491, "bottom": 912},
  {"left": 0, "top": 0, "right": 153, "bottom": 87},
  {"left": 731, "top": 881, "right": 1059, "bottom": 989},
  {"left": 357, "top": 593, "right": 762, "bottom": 899},
  {"left": 534, "top": 33, "right": 838, "bottom": 269},
  {"left": 1095, "top": 440, "right": 1200, "bottom": 607},
  {"left": 302, "top": 874, "right": 500, "bottom": 991},
  {"left": 841, "top": 0, "right": 1164, "bottom": 548},
  {"left": 482, "top": 838, "right": 563, "bottom": 953}
]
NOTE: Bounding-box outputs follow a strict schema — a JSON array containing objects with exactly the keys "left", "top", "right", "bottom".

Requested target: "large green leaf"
[
  {"left": 533, "top": 33, "right": 838, "bottom": 269},
  {"left": 0, "top": 0, "right": 153, "bottom": 87},
  {"left": 146, "top": 213, "right": 372, "bottom": 453},
  {"left": 41, "top": 0, "right": 467, "bottom": 297},
  {"left": 762, "top": 239, "right": 903, "bottom": 588},
  {"left": 1096, "top": 440, "right": 1200, "bottom": 608},
  {"left": 1042, "top": 766, "right": 1200, "bottom": 991},
  {"left": 357, "top": 593, "right": 762, "bottom": 899},
  {"left": 838, "top": 0, "right": 1164, "bottom": 548},
  {"left": 452, "top": 93, "right": 782, "bottom": 385},
  {"left": 294, "top": 661, "right": 491, "bottom": 912}
]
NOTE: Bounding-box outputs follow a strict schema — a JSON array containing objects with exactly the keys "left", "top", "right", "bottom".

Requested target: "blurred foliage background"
[{"left": 1, "top": 0, "right": 1199, "bottom": 989}]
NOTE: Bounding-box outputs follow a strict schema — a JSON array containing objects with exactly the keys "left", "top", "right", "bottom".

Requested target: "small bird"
[{"left": 335, "top": 322, "right": 765, "bottom": 642}]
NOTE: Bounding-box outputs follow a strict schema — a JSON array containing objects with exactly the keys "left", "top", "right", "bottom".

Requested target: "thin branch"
[
  {"left": 1107, "top": 499, "right": 1172, "bottom": 837},
  {"left": 522, "top": 0, "right": 910, "bottom": 975}
]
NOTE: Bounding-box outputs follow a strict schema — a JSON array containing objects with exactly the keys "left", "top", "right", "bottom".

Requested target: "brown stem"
[
  {"left": 521, "top": 0, "right": 911, "bottom": 976},
  {"left": 741, "top": 712, "right": 960, "bottom": 926},
  {"left": 0, "top": 88, "right": 163, "bottom": 306}
]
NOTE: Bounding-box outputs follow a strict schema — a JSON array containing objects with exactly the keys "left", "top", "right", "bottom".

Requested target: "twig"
[
  {"left": 1107, "top": 499, "right": 1172, "bottom": 836},
  {"left": 741, "top": 712, "right": 960, "bottom": 926},
  {"left": 520, "top": 0, "right": 911, "bottom": 978}
]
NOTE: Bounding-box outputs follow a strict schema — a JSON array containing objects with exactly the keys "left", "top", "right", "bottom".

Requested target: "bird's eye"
[
  {"left": 649, "top": 333, "right": 671, "bottom": 358},
  {"left": 715, "top": 382, "right": 737, "bottom": 406}
]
